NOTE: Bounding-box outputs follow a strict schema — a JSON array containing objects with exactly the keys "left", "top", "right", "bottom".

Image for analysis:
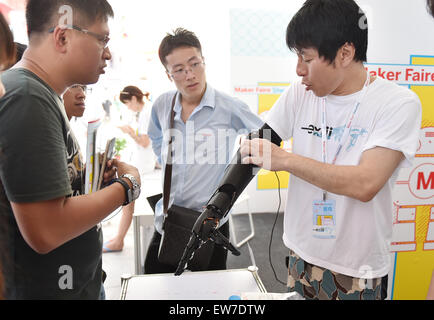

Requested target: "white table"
[
  {"left": 120, "top": 267, "right": 266, "bottom": 300},
  {"left": 132, "top": 170, "right": 162, "bottom": 274}
]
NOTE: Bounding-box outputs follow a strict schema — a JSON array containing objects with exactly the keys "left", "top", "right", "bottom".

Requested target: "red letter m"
[{"left": 417, "top": 172, "right": 434, "bottom": 190}]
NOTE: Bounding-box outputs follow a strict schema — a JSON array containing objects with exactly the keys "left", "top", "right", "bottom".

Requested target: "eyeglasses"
[
  {"left": 48, "top": 25, "right": 110, "bottom": 49},
  {"left": 167, "top": 61, "right": 205, "bottom": 80},
  {"left": 70, "top": 84, "right": 87, "bottom": 91},
  {"left": 69, "top": 84, "right": 92, "bottom": 94}
]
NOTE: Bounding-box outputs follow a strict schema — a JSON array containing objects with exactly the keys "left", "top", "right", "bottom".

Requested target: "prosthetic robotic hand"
[{"left": 175, "top": 124, "right": 283, "bottom": 276}]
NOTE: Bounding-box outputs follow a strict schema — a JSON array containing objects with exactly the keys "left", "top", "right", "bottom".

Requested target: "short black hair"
[
  {"left": 286, "top": 0, "right": 368, "bottom": 63},
  {"left": 26, "top": 0, "right": 114, "bottom": 37},
  {"left": 428, "top": 0, "right": 434, "bottom": 17},
  {"left": 158, "top": 28, "right": 202, "bottom": 68}
]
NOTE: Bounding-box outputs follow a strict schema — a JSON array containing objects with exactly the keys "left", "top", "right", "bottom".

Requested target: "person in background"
[
  {"left": 0, "top": 0, "right": 26, "bottom": 66},
  {"left": 62, "top": 84, "right": 88, "bottom": 200},
  {"left": 146, "top": 28, "right": 264, "bottom": 274},
  {"left": 0, "top": 11, "right": 17, "bottom": 301},
  {"left": 0, "top": 0, "right": 141, "bottom": 300},
  {"left": 63, "top": 84, "right": 87, "bottom": 121},
  {"left": 62, "top": 84, "right": 88, "bottom": 148},
  {"left": 240, "top": 0, "right": 421, "bottom": 300},
  {"left": 63, "top": 83, "right": 109, "bottom": 299},
  {"left": 102, "top": 85, "right": 155, "bottom": 253}
]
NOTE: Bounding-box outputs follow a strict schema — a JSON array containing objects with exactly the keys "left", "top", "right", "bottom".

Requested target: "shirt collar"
[{"left": 173, "top": 84, "right": 216, "bottom": 117}]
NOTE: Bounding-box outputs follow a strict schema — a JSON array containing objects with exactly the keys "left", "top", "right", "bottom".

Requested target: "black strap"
[
  {"left": 163, "top": 93, "right": 178, "bottom": 214},
  {"left": 111, "top": 178, "right": 131, "bottom": 206}
]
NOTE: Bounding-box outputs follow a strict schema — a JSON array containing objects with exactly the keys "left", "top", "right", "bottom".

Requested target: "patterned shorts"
[{"left": 287, "top": 250, "right": 387, "bottom": 300}]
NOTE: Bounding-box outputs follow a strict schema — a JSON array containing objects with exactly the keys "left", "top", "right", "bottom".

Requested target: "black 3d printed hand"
[{"left": 174, "top": 124, "right": 282, "bottom": 276}]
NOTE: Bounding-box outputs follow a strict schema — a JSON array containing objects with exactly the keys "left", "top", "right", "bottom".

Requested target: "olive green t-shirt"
[{"left": 0, "top": 68, "right": 102, "bottom": 300}]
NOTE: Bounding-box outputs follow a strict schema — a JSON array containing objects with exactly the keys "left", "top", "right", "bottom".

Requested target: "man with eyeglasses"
[
  {"left": 146, "top": 28, "right": 264, "bottom": 274},
  {"left": 239, "top": 0, "right": 421, "bottom": 300},
  {"left": 0, "top": 0, "right": 141, "bottom": 300},
  {"left": 48, "top": 25, "right": 110, "bottom": 49}
]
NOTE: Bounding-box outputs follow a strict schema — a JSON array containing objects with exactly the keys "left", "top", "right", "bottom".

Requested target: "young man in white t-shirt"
[{"left": 241, "top": 0, "right": 422, "bottom": 300}]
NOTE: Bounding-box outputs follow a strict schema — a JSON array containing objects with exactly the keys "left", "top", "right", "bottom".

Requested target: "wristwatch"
[
  {"left": 121, "top": 174, "right": 141, "bottom": 203},
  {"left": 112, "top": 174, "right": 141, "bottom": 206}
]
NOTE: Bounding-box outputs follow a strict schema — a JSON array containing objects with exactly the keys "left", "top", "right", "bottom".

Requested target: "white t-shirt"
[
  {"left": 266, "top": 77, "right": 422, "bottom": 278},
  {"left": 134, "top": 106, "right": 155, "bottom": 175}
]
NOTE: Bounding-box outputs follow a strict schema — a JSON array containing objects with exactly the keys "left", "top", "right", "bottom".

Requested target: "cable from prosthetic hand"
[{"left": 175, "top": 124, "right": 282, "bottom": 276}]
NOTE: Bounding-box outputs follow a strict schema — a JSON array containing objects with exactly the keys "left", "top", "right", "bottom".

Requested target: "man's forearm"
[
  {"left": 242, "top": 139, "right": 368, "bottom": 199},
  {"left": 284, "top": 153, "right": 372, "bottom": 201},
  {"left": 242, "top": 138, "right": 403, "bottom": 203},
  {"left": 283, "top": 146, "right": 403, "bottom": 202},
  {"left": 12, "top": 182, "right": 127, "bottom": 254},
  {"left": 57, "top": 183, "right": 127, "bottom": 239}
]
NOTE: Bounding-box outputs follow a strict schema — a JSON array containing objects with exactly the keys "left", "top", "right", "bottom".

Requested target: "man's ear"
[
  {"left": 337, "top": 42, "right": 356, "bottom": 68},
  {"left": 52, "top": 26, "right": 69, "bottom": 53}
]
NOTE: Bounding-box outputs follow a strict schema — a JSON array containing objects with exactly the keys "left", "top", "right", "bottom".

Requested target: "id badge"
[{"left": 312, "top": 200, "right": 336, "bottom": 239}]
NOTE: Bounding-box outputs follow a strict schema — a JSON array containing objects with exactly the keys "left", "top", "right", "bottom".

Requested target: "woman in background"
[
  {"left": 103, "top": 86, "right": 155, "bottom": 252},
  {"left": 0, "top": 12, "right": 18, "bottom": 300}
]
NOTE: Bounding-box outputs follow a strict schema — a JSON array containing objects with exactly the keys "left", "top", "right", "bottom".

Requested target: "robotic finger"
[
  {"left": 210, "top": 229, "right": 241, "bottom": 256},
  {"left": 174, "top": 232, "right": 203, "bottom": 276}
]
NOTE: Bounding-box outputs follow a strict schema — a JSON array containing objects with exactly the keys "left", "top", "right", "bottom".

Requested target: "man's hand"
[
  {"left": 107, "top": 158, "right": 141, "bottom": 187},
  {"left": 103, "top": 159, "right": 117, "bottom": 183},
  {"left": 240, "top": 138, "right": 289, "bottom": 172}
]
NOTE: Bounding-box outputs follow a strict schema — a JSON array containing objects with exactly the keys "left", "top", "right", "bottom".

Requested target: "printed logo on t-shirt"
[
  {"left": 301, "top": 124, "right": 334, "bottom": 139},
  {"left": 66, "top": 129, "right": 84, "bottom": 196},
  {"left": 301, "top": 124, "right": 369, "bottom": 152}
]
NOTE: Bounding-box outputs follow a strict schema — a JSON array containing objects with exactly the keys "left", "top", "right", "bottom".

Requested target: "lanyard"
[{"left": 321, "top": 71, "right": 371, "bottom": 200}]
